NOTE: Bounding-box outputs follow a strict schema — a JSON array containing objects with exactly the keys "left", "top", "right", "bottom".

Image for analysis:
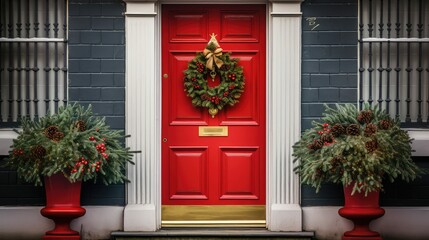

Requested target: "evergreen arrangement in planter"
[
  {"left": 5, "top": 103, "right": 134, "bottom": 186},
  {"left": 293, "top": 103, "right": 423, "bottom": 195}
]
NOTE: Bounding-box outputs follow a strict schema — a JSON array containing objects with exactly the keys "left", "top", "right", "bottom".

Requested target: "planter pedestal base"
[
  {"left": 338, "top": 185, "right": 385, "bottom": 240},
  {"left": 41, "top": 206, "right": 86, "bottom": 239},
  {"left": 41, "top": 174, "right": 86, "bottom": 240}
]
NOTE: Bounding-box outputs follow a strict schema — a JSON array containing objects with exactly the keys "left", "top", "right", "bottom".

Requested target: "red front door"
[{"left": 161, "top": 4, "right": 266, "bottom": 222}]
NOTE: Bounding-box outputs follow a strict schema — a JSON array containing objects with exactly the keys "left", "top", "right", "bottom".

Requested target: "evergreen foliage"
[
  {"left": 184, "top": 42, "right": 245, "bottom": 111},
  {"left": 5, "top": 103, "right": 134, "bottom": 186},
  {"left": 293, "top": 104, "right": 423, "bottom": 195}
]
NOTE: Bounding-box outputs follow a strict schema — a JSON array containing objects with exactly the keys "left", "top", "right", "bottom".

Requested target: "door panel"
[
  {"left": 162, "top": 5, "right": 266, "bottom": 209},
  {"left": 168, "top": 147, "right": 209, "bottom": 200},
  {"left": 220, "top": 11, "right": 260, "bottom": 42},
  {"left": 168, "top": 52, "right": 208, "bottom": 125},
  {"left": 219, "top": 147, "right": 260, "bottom": 200}
]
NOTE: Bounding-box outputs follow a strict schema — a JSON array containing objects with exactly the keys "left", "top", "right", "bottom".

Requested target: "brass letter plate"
[{"left": 199, "top": 126, "right": 228, "bottom": 137}]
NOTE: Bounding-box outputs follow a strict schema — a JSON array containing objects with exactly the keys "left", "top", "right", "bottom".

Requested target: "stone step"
[{"left": 111, "top": 229, "right": 315, "bottom": 240}]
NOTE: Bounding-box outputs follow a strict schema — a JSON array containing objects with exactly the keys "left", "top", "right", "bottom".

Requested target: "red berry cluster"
[
  {"left": 13, "top": 148, "right": 24, "bottom": 156},
  {"left": 96, "top": 143, "right": 109, "bottom": 160},
  {"left": 210, "top": 96, "right": 221, "bottom": 104},
  {"left": 317, "top": 123, "right": 331, "bottom": 134},
  {"left": 317, "top": 123, "right": 334, "bottom": 146},
  {"left": 223, "top": 91, "right": 229, "bottom": 97},
  {"left": 228, "top": 73, "right": 236, "bottom": 81},
  {"left": 71, "top": 157, "right": 89, "bottom": 173},
  {"left": 228, "top": 85, "right": 235, "bottom": 90},
  {"left": 191, "top": 77, "right": 197, "bottom": 82},
  {"left": 91, "top": 161, "right": 102, "bottom": 172},
  {"left": 96, "top": 143, "right": 106, "bottom": 153},
  {"left": 196, "top": 62, "right": 204, "bottom": 73},
  {"left": 193, "top": 84, "right": 200, "bottom": 89}
]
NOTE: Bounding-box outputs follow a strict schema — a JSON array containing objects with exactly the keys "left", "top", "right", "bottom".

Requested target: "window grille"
[
  {"left": 359, "top": 0, "right": 429, "bottom": 127},
  {"left": 0, "top": 0, "right": 67, "bottom": 127}
]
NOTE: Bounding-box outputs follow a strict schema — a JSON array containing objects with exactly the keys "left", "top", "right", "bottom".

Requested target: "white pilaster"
[
  {"left": 123, "top": 0, "right": 160, "bottom": 231},
  {"left": 268, "top": 0, "right": 303, "bottom": 231}
]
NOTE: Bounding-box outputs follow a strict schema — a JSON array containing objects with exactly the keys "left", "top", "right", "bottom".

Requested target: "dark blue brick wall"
[
  {"left": 0, "top": 0, "right": 126, "bottom": 206},
  {"left": 68, "top": 0, "right": 125, "bottom": 131},
  {"left": 301, "top": 0, "right": 358, "bottom": 206},
  {"left": 301, "top": 0, "right": 358, "bottom": 131},
  {"left": 68, "top": 0, "right": 126, "bottom": 206},
  {"left": 300, "top": 0, "right": 429, "bottom": 207}
]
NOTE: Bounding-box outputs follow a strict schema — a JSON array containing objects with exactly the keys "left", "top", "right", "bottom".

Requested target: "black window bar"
[
  {"left": 0, "top": 0, "right": 67, "bottom": 128},
  {"left": 359, "top": 0, "right": 429, "bottom": 128}
]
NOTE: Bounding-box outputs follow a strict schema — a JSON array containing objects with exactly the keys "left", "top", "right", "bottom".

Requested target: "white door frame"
[{"left": 122, "top": 0, "right": 303, "bottom": 231}]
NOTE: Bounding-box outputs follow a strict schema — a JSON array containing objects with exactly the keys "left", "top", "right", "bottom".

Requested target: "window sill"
[
  {"left": 407, "top": 129, "right": 429, "bottom": 156},
  {"left": 0, "top": 129, "right": 18, "bottom": 156}
]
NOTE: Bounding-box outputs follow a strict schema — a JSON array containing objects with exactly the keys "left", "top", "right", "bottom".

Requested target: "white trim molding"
[
  {"left": 123, "top": 0, "right": 304, "bottom": 232},
  {"left": 268, "top": 0, "right": 303, "bottom": 232},
  {"left": 123, "top": 0, "right": 161, "bottom": 232}
]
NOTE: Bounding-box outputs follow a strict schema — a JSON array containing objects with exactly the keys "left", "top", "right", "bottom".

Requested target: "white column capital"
[
  {"left": 123, "top": 0, "right": 157, "bottom": 16},
  {"left": 270, "top": 0, "right": 303, "bottom": 16}
]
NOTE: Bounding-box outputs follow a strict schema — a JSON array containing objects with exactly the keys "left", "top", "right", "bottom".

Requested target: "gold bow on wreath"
[
  {"left": 203, "top": 33, "right": 224, "bottom": 70},
  {"left": 203, "top": 47, "right": 223, "bottom": 70}
]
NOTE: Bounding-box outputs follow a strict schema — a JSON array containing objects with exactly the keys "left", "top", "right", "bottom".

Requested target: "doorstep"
[{"left": 111, "top": 228, "right": 315, "bottom": 240}]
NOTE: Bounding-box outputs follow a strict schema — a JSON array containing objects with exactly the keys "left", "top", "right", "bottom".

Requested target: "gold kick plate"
[
  {"left": 162, "top": 205, "right": 266, "bottom": 228},
  {"left": 198, "top": 126, "right": 228, "bottom": 137}
]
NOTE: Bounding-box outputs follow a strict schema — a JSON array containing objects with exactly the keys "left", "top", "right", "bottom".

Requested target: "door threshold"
[
  {"left": 162, "top": 205, "right": 266, "bottom": 228},
  {"left": 162, "top": 220, "right": 265, "bottom": 228}
]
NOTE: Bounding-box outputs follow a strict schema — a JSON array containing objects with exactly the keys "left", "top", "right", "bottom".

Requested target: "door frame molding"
[{"left": 123, "top": 0, "right": 303, "bottom": 232}]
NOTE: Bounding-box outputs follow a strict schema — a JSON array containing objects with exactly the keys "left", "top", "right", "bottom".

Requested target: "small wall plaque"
[{"left": 199, "top": 126, "right": 228, "bottom": 137}]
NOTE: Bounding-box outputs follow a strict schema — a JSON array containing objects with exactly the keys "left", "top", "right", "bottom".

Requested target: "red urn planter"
[
  {"left": 40, "top": 174, "right": 86, "bottom": 240},
  {"left": 338, "top": 184, "right": 385, "bottom": 240}
]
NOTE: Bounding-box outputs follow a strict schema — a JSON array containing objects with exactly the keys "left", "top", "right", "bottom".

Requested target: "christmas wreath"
[{"left": 184, "top": 34, "right": 244, "bottom": 118}]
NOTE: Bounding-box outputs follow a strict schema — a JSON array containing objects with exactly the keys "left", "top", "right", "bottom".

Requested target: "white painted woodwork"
[
  {"left": 123, "top": 0, "right": 160, "bottom": 231},
  {"left": 268, "top": 0, "right": 303, "bottom": 231},
  {"left": 123, "top": 0, "right": 304, "bottom": 231}
]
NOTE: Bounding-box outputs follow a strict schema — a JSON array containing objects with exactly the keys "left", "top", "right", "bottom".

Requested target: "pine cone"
[
  {"left": 331, "top": 124, "right": 346, "bottom": 137},
  {"left": 364, "top": 123, "right": 377, "bottom": 136},
  {"left": 365, "top": 139, "right": 378, "bottom": 153},
  {"left": 44, "top": 125, "right": 59, "bottom": 139},
  {"left": 31, "top": 145, "right": 46, "bottom": 159},
  {"left": 379, "top": 119, "right": 393, "bottom": 130},
  {"left": 321, "top": 134, "right": 334, "bottom": 143},
  {"left": 313, "top": 139, "right": 324, "bottom": 149},
  {"left": 220, "top": 64, "right": 230, "bottom": 71},
  {"left": 346, "top": 124, "right": 361, "bottom": 136},
  {"left": 357, "top": 110, "right": 373, "bottom": 124},
  {"left": 308, "top": 139, "right": 324, "bottom": 151},
  {"left": 75, "top": 120, "right": 86, "bottom": 132},
  {"left": 315, "top": 168, "right": 323, "bottom": 178},
  {"left": 331, "top": 156, "right": 344, "bottom": 164},
  {"left": 52, "top": 132, "right": 65, "bottom": 142}
]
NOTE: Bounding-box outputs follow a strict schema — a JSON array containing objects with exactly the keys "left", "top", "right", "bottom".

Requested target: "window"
[
  {"left": 359, "top": 0, "right": 429, "bottom": 127},
  {"left": 0, "top": 0, "right": 67, "bottom": 127}
]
